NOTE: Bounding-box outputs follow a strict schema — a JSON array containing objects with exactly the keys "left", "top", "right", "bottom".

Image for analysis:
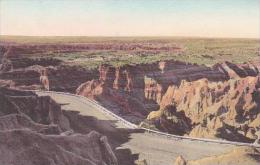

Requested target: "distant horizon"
[
  {"left": 1, "top": 0, "right": 259, "bottom": 38},
  {"left": 0, "top": 35, "right": 260, "bottom": 41},
  {"left": 1, "top": 35, "right": 259, "bottom": 40}
]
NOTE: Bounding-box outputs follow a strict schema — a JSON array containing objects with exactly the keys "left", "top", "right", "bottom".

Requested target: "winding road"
[{"left": 36, "top": 91, "right": 258, "bottom": 165}]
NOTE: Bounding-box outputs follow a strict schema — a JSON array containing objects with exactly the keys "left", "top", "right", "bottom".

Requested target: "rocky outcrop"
[
  {"left": 0, "top": 87, "right": 118, "bottom": 165},
  {"left": 39, "top": 68, "right": 50, "bottom": 90},
  {"left": 0, "top": 87, "right": 70, "bottom": 131},
  {"left": 77, "top": 64, "right": 147, "bottom": 120},
  {"left": 2, "top": 43, "right": 259, "bottom": 142},
  {"left": 0, "top": 47, "right": 62, "bottom": 71},
  {"left": 148, "top": 76, "right": 260, "bottom": 142},
  {"left": 0, "top": 56, "right": 98, "bottom": 92},
  {"left": 213, "top": 61, "right": 260, "bottom": 79},
  {"left": 76, "top": 60, "right": 230, "bottom": 123},
  {"left": 175, "top": 147, "right": 260, "bottom": 165},
  {"left": 0, "top": 130, "right": 118, "bottom": 165},
  {"left": 147, "top": 105, "right": 191, "bottom": 135},
  {"left": 77, "top": 79, "right": 104, "bottom": 99},
  {"left": 135, "top": 159, "right": 148, "bottom": 165},
  {"left": 0, "top": 46, "right": 99, "bottom": 91},
  {"left": 0, "top": 114, "right": 61, "bottom": 135},
  {"left": 174, "top": 155, "right": 187, "bottom": 165}
]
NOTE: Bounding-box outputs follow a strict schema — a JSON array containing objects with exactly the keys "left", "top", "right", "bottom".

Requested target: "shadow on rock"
[{"left": 63, "top": 110, "right": 141, "bottom": 165}]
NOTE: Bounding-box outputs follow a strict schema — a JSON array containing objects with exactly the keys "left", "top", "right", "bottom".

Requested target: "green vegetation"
[{"left": 1, "top": 35, "right": 259, "bottom": 69}]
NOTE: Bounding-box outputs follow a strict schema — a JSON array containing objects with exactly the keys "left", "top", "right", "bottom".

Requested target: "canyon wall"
[
  {"left": 147, "top": 63, "right": 260, "bottom": 142},
  {"left": 0, "top": 87, "right": 118, "bottom": 165},
  {"left": 0, "top": 47, "right": 98, "bottom": 92},
  {"left": 76, "top": 59, "right": 260, "bottom": 142},
  {"left": 148, "top": 76, "right": 260, "bottom": 141},
  {"left": 1, "top": 45, "right": 259, "bottom": 143},
  {"left": 76, "top": 60, "right": 233, "bottom": 122}
]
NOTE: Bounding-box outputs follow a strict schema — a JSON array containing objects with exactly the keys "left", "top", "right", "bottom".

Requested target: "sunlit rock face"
[
  {"left": 148, "top": 75, "right": 260, "bottom": 142},
  {"left": 144, "top": 76, "right": 163, "bottom": 104},
  {"left": 42, "top": 55, "right": 259, "bottom": 142},
  {"left": 174, "top": 147, "right": 260, "bottom": 165},
  {"left": 76, "top": 60, "right": 230, "bottom": 122}
]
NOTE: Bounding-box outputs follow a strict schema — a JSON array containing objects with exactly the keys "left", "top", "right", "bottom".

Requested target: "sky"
[{"left": 0, "top": 0, "right": 260, "bottom": 38}]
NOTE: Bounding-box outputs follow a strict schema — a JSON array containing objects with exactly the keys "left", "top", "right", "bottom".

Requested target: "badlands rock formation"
[
  {"left": 0, "top": 87, "right": 118, "bottom": 165},
  {"left": 148, "top": 75, "right": 260, "bottom": 142},
  {"left": 0, "top": 42, "right": 181, "bottom": 55},
  {"left": 76, "top": 60, "right": 230, "bottom": 122},
  {"left": 0, "top": 47, "right": 98, "bottom": 91},
  {"left": 76, "top": 60, "right": 260, "bottom": 142},
  {"left": 174, "top": 147, "right": 260, "bottom": 165},
  {"left": 1, "top": 45, "right": 259, "bottom": 143}
]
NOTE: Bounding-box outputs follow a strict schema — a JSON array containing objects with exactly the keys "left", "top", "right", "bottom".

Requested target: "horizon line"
[{"left": 1, "top": 34, "right": 259, "bottom": 40}]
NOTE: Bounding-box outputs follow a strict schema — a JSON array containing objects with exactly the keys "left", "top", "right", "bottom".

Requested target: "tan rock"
[
  {"left": 135, "top": 159, "right": 148, "bottom": 165},
  {"left": 188, "top": 147, "right": 260, "bottom": 165},
  {"left": 149, "top": 76, "right": 260, "bottom": 141},
  {"left": 174, "top": 155, "right": 187, "bottom": 165}
]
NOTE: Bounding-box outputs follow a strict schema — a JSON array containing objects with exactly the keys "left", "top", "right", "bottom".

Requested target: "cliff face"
[
  {"left": 0, "top": 87, "right": 118, "bottom": 165},
  {"left": 76, "top": 59, "right": 260, "bottom": 142},
  {"left": 76, "top": 60, "right": 231, "bottom": 123},
  {"left": 2, "top": 44, "right": 259, "bottom": 143},
  {"left": 0, "top": 48, "right": 98, "bottom": 92},
  {"left": 148, "top": 76, "right": 260, "bottom": 142},
  {"left": 213, "top": 61, "right": 260, "bottom": 79},
  {"left": 158, "top": 76, "right": 259, "bottom": 121}
]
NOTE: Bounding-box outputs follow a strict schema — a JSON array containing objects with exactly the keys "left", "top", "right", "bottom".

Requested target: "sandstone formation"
[
  {"left": 214, "top": 61, "right": 260, "bottom": 79},
  {"left": 76, "top": 60, "right": 231, "bottom": 123},
  {"left": 76, "top": 59, "right": 260, "bottom": 142},
  {"left": 175, "top": 146, "right": 260, "bottom": 165},
  {"left": 1, "top": 44, "right": 260, "bottom": 143},
  {"left": 0, "top": 87, "right": 118, "bottom": 165},
  {"left": 174, "top": 155, "right": 187, "bottom": 165},
  {"left": 148, "top": 75, "right": 260, "bottom": 142},
  {"left": 39, "top": 68, "right": 50, "bottom": 90},
  {"left": 135, "top": 159, "right": 148, "bottom": 165}
]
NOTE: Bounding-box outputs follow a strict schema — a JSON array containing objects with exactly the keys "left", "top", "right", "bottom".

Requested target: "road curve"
[{"left": 36, "top": 91, "right": 257, "bottom": 165}]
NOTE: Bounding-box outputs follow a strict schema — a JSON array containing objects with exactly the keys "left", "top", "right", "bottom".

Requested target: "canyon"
[
  {"left": 76, "top": 60, "right": 260, "bottom": 143},
  {"left": 1, "top": 44, "right": 260, "bottom": 143},
  {"left": 0, "top": 40, "right": 260, "bottom": 164}
]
